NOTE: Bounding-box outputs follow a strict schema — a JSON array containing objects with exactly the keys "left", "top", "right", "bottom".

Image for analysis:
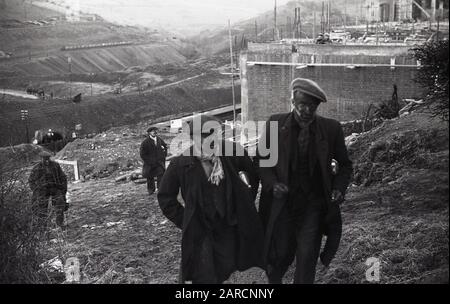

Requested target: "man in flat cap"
[
  {"left": 140, "top": 126, "right": 168, "bottom": 195},
  {"left": 29, "top": 151, "right": 68, "bottom": 228},
  {"left": 257, "top": 78, "right": 353, "bottom": 283},
  {"left": 157, "top": 114, "right": 264, "bottom": 283}
]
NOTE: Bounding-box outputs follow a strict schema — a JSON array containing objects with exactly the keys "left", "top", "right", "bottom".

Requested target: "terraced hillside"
[{"left": 7, "top": 44, "right": 187, "bottom": 76}]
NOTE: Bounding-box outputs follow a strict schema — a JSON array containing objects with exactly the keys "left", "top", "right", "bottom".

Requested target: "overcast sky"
[{"left": 67, "top": 0, "right": 293, "bottom": 29}]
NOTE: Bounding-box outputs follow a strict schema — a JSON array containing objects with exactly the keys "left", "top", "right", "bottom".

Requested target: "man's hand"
[
  {"left": 331, "top": 189, "right": 344, "bottom": 204},
  {"left": 273, "top": 182, "right": 289, "bottom": 199}
]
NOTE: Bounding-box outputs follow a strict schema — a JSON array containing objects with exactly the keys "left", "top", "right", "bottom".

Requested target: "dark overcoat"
[
  {"left": 140, "top": 136, "right": 167, "bottom": 178},
  {"left": 257, "top": 112, "right": 353, "bottom": 267},
  {"left": 28, "top": 161, "right": 67, "bottom": 193},
  {"left": 157, "top": 143, "right": 265, "bottom": 282}
]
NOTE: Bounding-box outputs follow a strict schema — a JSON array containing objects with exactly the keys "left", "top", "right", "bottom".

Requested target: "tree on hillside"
[{"left": 412, "top": 39, "right": 449, "bottom": 122}]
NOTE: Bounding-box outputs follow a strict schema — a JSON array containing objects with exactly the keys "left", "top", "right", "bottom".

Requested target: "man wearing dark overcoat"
[
  {"left": 157, "top": 115, "right": 264, "bottom": 283},
  {"left": 140, "top": 126, "right": 168, "bottom": 195},
  {"left": 29, "top": 151, "right": 68, "bottom": 228},
  {"left": 257, "top": 78, "right": 353, "bottom": 284}
]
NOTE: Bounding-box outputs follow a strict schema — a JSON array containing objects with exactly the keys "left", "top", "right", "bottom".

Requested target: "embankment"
[{"left": 0, "top": 76, "right": 240, "bottom": 146}]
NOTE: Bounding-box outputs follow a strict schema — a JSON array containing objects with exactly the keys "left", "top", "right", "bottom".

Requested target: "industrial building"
[
  {"left": 365, "top": 0, "right": 449, "bottom": 22},
  {"left": 239, "top": 43, "right": 424, "bottom": 133}
]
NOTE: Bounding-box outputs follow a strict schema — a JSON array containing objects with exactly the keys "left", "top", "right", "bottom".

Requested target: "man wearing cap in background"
[
  {"left": 29, "top": 151, "right": 68, "bottom": 228},
  {"left": 157, "top": 114, "right": 264, "bottom": 283},
  {"left": 140, "top": 126, "right": 168, "bottom": 195},
  {"left": 257, "top": 78, "right": 353, "bottom": 284}
]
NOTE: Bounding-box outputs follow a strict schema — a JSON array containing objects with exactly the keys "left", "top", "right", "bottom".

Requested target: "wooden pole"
[
  {"left": 376, "top": 22, "right": 379, "bottom": 45},
  {"left": 437, "top": 14, "right": 440, "bottom": 40},
  {"left": 328, "top": 0, "right": 331, "bottom": 33},
  {"left": 299, "top": 7, "right": 302, "bottom": 39},
  {"left": 274, "top": 0, "right": 277, "bottom": 41},
  {"left": 313, "top": 10, "right": 316, "bottom": 40},
  {"left": 228, "top": 20, "right": 237, "bottom": 131}
]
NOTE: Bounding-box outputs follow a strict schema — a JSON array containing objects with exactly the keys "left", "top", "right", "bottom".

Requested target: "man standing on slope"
[
  {"left": 257, "top": 78, "right": 353, "bottom": 283},
  {"left": 140, "top": 126, "right": 168, "bottom": 195}
]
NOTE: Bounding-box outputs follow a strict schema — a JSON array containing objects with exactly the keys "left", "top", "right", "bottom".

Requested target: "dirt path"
[
  {"left": 0, "top": 89, "right": 38, "bottom": 99},
  {"left": 56, "top": 163, "right": 447, "bottom": 284}
]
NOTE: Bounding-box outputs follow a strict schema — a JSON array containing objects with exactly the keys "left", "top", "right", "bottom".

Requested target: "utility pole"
[
  {"left": 344, "top": 1, "right": 347, "bottom": 32},
  {"left": 90, "top": 73, "right": 94, "bottom": 96},
  {"left": 376, "top": 22, "right": 379, "bottom": 45},
  {"left": 299, "top": 7, "right": 302, "bottom": 39},
  {"left": 234, "top": 35, "right": 239, "bottom": 67},
  {"left": 294, "top": 7, "right": 301, "bottom": 39},
  {"left": 286, "top": 16, "right": 291, "bottom": 39},
  {"left": 20, "top": 109, "right": 29, "bottom": 143},
  {"left": 274, "top": 0, "right": 278, "bottom": 41},
  {"left": 255, "top": 20, "right": 258, "bottom": 42},
  {"left": 327, "top": 0, "right": 331, "bottom": 33},
  {"left": 294, "top": 7, "right": 297, "bottom": 39},
  {"left": 313, "top": 10, "right": 316, "bottom": 40},
  {"left": 228, "top": 20, "right": 237, "bottom": 132},
  {"left": 321, "top": 2, "right": 325, "bottom": 34},
  {"left": 360, "top": 1, "right": 363, "bottom": 26},
  {"left": 68, "top": 56, "right": 72, "bottom": 99},
  {"left": 437, "top": 14, "right": 440, "bottom": 41}
]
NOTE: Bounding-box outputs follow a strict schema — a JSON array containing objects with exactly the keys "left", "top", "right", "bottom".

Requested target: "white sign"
[{"left": 170, "top": 119, "right": 183, "bottom": 129}]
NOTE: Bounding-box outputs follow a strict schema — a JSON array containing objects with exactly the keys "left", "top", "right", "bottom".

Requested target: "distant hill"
[{"left": 0, "top": 0, "right": 63, "bottom": 21}]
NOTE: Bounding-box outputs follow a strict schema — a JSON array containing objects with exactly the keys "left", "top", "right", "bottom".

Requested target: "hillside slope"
[
  {"left": 8, "top": 44, "right": 187, "bottom": 76},
  {"left": 0, "top": 0, "right": 63, "bottom": 21}
]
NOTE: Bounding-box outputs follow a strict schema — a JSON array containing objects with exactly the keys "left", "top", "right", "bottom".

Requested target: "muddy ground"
[{"left": 36, "top": 111, "right": 449, "bottom": 284}]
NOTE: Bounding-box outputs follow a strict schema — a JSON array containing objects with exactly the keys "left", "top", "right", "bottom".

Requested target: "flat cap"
[
  {"left": 147, "top": 126, "right": 158, "bottom": 133},
  {"left": 290, "top": 78, "right": 327, "bottom": 103},
  {"left": 39, "top": 151, "right": 52, "bottom": 158},
  {"left": 188, "top": 114, "right": 222, "bottom": 136}
]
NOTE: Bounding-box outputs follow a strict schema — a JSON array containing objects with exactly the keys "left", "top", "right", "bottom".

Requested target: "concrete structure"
[
  {"left": 364, "top": 0, "right": 448, "bottom": 22},
  {"left": 365, "top": 0, "right": 413, "bottom": 22},
  {"left": 239, "top": 43, "right": 424, "bottom": 131}
]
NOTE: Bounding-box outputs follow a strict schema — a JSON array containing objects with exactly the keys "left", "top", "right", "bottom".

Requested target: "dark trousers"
[
  {"left": 191, "top": 217, "right": 237, "bottom": 284},
  {"left": 267, "top": 195, "right": 325, "bottom": 284},
  {"left": 146, "top": 175, "right": 163, "bottom": 195},
  {"left": 32, "top": 188, "right": 65, "bottom": 227}
]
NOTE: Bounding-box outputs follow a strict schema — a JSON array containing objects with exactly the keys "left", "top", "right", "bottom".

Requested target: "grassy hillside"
[{"left": 0, "top": 21, "right": 155, "bottom": 55}]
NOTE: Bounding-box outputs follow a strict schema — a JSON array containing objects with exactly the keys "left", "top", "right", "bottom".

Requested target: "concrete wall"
[{"left": 240, "top": 43, "right": 424, "bottom": 126}]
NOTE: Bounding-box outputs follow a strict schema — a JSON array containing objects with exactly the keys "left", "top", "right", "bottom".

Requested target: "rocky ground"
[{"left": 27, "top": 110, "right": 449, "bottom": 284}]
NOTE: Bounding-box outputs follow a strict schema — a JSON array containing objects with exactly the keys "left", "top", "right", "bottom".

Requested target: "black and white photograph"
[{"left": 0, "top": 0, "right": 448, "bottom": 290}]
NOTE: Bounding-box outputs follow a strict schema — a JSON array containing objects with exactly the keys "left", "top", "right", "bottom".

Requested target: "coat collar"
[{"left": 280, "top": 112, "right": 322, "bottom": 138}]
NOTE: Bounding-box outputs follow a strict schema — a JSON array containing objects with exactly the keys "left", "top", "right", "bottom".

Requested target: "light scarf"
[{"left": 193, "top": 144, "right": 225, "bottom": 186}]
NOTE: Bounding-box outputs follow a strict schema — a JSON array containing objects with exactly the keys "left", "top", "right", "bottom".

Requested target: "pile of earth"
[
  {"left": 327, "top": 110, "right": 449, "bottom": 283},
  {"left": 348, "top": 112, "right": 449, "bottom": 187},
  {"left": 0, "top": 143, "right": 49, "bottom": 171},
  {"left": 55, "top": 123, "right": 178, "bottom": 181}
]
